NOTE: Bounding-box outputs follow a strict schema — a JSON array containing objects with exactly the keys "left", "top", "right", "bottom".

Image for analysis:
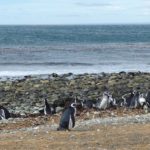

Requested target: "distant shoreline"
[{"left": 0, "top": 71, "right": 150, "bottom": 81}]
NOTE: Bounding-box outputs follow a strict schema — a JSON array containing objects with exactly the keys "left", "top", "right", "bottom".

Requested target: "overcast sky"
[{"left": 0, "top": 0, "right": 150, "bottom": 25}]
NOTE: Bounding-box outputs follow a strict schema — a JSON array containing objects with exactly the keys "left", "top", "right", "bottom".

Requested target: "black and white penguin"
[
  {"left": 0, "top": 106, "right": 10, "bottom": 120},
  {"left": 122, "top": 91, "right": 135, "bottom": 107},
  {"left": 130, "top": 91, "right": 140, "bottom": 108},
  {"left": 108, "top": 94, "right": 117, "bottom": 108},
  {"left": 57, "top": 103, "right": 76, "bottom": 131},
  {"left": 44, "top": 98, "right": 52, "bottom": 115},
  {"left": 118, "top": 97, "right": 126, "bottom": 107},
  {"left": 96, "top": 92, "right": 110, "bottom": 110}
]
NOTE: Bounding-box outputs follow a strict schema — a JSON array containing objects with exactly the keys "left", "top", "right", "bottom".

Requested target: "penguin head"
[
  {"left": 0, "top": 105, "right": 5, "bottom": 110},
  {"left": 139, "top": 93, "right": 144, "bottom": 98},
  {"left": 44, "top": 98, "right": 47, "bottom": 103},
  {"left": 133, "top": 90, "right": 138, "bottom": 95}
]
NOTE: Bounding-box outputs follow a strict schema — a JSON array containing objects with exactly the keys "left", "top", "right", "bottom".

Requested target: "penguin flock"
[{"left": 0, "top": 90, "right": 150, "bottom": 131}]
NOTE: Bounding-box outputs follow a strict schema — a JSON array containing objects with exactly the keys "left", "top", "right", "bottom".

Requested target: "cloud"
[
  {"left": 75, "top": 2, "right": 111, "bottom": 7},
  {"left": 75, "top": 1, "right": 125, "bottom": 11}
]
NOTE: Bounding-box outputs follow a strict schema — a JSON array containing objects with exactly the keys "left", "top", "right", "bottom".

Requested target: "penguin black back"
[
  {"left": 146, "top": 91, "right": 150, "bottom": 105},
  {"left": 125, "top": 91, "right": 135, "bottom": 107},
  {"left": 130, "top": 91, "right": 140, "bottom": 108}
]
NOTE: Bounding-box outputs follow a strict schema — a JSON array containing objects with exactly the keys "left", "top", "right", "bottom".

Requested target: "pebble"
[{"left": 97, "top": 129, "right": 100, "bottom": 132}]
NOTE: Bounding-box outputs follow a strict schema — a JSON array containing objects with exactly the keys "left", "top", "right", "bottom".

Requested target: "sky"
[{"left": 0, "top": 0, "right": 150, "bottom": 25}]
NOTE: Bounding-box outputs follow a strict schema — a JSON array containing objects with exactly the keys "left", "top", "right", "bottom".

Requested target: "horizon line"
[{"left": 0, "top": 23, "right": 150, "bottom": 26}]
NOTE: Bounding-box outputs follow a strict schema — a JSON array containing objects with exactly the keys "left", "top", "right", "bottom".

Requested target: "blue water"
[{"left": 0, "top": 25, "right": 150, "bottom": 76}]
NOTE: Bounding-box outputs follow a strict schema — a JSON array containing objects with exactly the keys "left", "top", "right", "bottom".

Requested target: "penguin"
[
  {"left": 0, "top": 106, "right": 10, "bottom": 120},
  {"left": 118, "top": 98, "right": 126, "bottom": 107},
  {"left": 122, "top": 91, "right": 135, "bottom": 107},
  {"left": 94, "top": 98, "right": 101, "bottom": 109},
  {"left": 96, "top": 92, "right": 110, "bottom": 110},
  {"left": 44, "top": 98, "right": 52, "bottom": 115},
  {"left": 130, "top": 91, "right": 140, "bottom": 108},
  {"left": 57, "top": 103, "right": 76, "bottom": 131},
  {"left": 121, "top": 95, "right": 127, "bottom": 107},
  {"left": 108, "top": 94, "right": 117, "bottom": 108}
]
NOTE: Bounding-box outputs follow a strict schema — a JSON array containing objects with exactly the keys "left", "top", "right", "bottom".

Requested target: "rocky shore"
[{"left": 0, "top": 72, "right": 150, "bottom": 115}]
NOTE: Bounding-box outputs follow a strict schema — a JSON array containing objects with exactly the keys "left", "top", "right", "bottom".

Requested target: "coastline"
[{"left": 0, "top": 71, "right": 149, "bottom": 115}]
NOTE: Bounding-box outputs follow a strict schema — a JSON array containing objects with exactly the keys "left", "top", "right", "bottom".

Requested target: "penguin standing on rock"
[
  {"left": 0, "top": 106, "right": 10, "bottom": 120},
  {"left": 57, "top": 103, "right": 76, "bottom": 131}
]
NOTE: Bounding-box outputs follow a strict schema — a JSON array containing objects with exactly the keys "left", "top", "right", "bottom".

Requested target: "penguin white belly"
[
  {"left": 69, "top": 115, "right": 73, "bottom": 129},
  {"left": 44, "top": 106, "right": 47, "bottom": 115},
  {"left": 99, "top": 98, "right": 108, "bottom": 109},
  {"left": 0, "top": 109, "right": 5, "bottom": 120},
  {"left": 139, "top": 97, "right": 146, "bottom": 105}
]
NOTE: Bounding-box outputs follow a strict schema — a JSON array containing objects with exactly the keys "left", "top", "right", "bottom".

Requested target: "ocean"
[{"left": 0, "top": 25, "right": 150, "bottom": 76}]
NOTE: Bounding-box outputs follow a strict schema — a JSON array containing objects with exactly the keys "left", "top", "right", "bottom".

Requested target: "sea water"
[{"left": 0, "top": 25, "right": 150, "bottom": 76}]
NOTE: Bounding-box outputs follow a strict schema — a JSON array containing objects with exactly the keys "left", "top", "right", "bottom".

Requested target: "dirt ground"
[
  {"left": 0, "top": 123, "right": 150, "bottom": 150},
  {"left": 0, "top": 109, "right": 150, "bottom": 150}
]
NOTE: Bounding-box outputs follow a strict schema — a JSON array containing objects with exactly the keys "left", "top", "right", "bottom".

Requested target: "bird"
[
  {"left": 122, "top": 91, "right": 136, "bottom": 108},
  {"left": 96, "top": 92, "right": 110, "bottom": 110},
  {"left": 57, "top": 102, "right": 77, "bottom": 131},
  {"left": 39, "top": 98, "right": 56, "bottom": 115},
  {"left": 130, "top": 91, "right": 140, "bottom": 108},
  {"left": 108, "top": 94, "right": 117, "bottom": 108},
  {"left": 44, "top": 98, "right": 52, "bottom": 115},
  {"left": 0, "top": 105, "right": 10, "bottom": 120}
]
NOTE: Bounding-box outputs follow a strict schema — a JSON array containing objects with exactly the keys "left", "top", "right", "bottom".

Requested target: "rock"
[
  {"left": 69, "top": 80, "right": 76, "bottom": 86},
  {"left": 33, "top": 110, "right": 40, "bottom": 114},
  {"left": 56, "top": 107, "right": 64, "bottom": 113},
  {"left": 52, "top": 73, "right": 58, "bottom": 78},
  {"left": 20, "top": 112, "right": 27, "bottom": 117}
]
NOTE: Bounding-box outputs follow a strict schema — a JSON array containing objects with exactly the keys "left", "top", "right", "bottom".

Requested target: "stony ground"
[
  {"left": 0, "top": 109, "right": 150, "bottom": 150},
  {"left": 1, "top": 72, "right": 150, "bottom": 115}
]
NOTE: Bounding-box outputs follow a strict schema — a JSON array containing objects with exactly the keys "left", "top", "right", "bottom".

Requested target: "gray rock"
[{"left": 56, "top": 107, "right": 64, "bottom": 113}]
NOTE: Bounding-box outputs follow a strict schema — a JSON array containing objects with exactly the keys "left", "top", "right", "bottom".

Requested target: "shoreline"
[{"left": 0, "top": 71, "right": 150, "bottom": 81}]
